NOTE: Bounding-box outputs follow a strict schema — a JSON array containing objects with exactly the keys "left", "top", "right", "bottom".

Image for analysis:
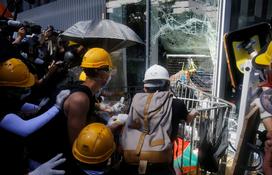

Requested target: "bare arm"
[
  {"left": 12, "top": 27, "right": 25, "bottom": 45},
  {"left": 63, "top": 92, "right": 90, "bottom": 145},
  {"left": 186, "top": 109, "right": 199, "bottom": 123}
]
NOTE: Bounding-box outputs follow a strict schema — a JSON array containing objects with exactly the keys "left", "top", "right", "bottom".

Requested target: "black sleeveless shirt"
[{"left": 26, "top": 84, "right": 96, "bottom": 174}]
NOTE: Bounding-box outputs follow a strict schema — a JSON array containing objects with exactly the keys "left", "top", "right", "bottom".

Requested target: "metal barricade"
[{"left": 172, "top": 81, "right": 236, "bottom": 175}]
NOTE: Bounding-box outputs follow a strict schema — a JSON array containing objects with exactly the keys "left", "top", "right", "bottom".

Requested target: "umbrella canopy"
[{"left": 61, "top": 19, "right": 144, "bottom": 52}]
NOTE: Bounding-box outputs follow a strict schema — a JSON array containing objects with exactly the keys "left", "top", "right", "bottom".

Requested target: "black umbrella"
[{"left": 61, "top": 19, "right": 144, "bottom": 52}]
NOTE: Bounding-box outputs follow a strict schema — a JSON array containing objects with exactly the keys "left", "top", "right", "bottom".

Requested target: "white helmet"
[{"left": 143, "top": 64, "right": 169, "bottom": 87}]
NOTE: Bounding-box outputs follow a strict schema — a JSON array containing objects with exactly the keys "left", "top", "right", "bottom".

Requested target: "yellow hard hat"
[
  {"left": 255, "top": 41, "right": 272, "bottom": 67},
  {"left": 72, "top": 123, "right": 116, "bottom": 164},
  {"left": 81, "top": 48, "right": 113, "bottom": 69},
  {"left": 0, "top": 58, "right": 35, "bottom": 87},
  {"left": 68, "top": 41, "right": 78, "bottom": 47},
  {"left": 0, "top": 3, "right": 13, "bottom": 19},
  {"left": 79, "top": 71, "right": 86, "bottom": 81}
]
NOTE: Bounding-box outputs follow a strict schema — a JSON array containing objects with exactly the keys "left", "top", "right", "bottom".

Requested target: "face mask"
[
  {"left": 100, "top": 74, "right": 111, "bottom": 90},
  {"left": 94, "top": 72, "right": 111, "bottom": 96},
  {"left": 103, "top": 75, "right": 111, "bottom": 88}
]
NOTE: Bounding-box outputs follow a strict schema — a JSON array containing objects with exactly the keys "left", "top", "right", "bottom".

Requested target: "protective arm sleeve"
[
  {"left": 20, "top": 103, "right": 40, "bottom": 113},
  {"left": 0, "top": 106, "right": 59, "bottom": 137}
]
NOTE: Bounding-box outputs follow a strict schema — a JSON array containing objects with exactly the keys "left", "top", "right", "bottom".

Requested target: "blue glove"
[{"left": 29, "top": 153, "right": 66, "bottom": 175}]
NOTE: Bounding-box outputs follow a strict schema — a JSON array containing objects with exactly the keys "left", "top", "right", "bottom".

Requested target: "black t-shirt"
[{"left": 171, "top": 98, "right": 189, "bottom": 140}]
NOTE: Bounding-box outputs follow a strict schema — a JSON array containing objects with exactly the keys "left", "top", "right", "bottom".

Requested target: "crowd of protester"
[{"left": 1, "top": 11, "right": 272, "bottom": 175}]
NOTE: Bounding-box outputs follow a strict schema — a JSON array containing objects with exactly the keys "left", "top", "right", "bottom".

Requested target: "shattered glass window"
[{"left": 150, "top": 0, "right": 219, "bottom": 92}]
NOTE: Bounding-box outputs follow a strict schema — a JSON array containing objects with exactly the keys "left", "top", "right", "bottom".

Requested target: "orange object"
[
  {"left": 173, "top": 137, "right": 198, "bottom": 175},
  {"left": 224, "top": 33, "right": 236, "bottom": 89},
  {"left": 0, "top": 3, "right": 13, "bottom": 19}
]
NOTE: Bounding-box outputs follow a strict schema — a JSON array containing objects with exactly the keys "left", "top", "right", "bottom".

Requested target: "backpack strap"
[{"left": 135, "top": 93, "right": 154, "bottom": 156}]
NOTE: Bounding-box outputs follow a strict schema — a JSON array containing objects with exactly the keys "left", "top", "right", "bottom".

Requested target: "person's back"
[
  {"left": 120, "top": 64, "right": 197, "bottom": 175},
  {"left": 121, "top": 91, "right": 174, "bottom": 175}
]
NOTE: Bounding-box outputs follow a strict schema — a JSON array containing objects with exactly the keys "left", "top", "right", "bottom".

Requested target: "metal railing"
[{"left": 172, "top": 81, "right": 236, "bottom": 175}]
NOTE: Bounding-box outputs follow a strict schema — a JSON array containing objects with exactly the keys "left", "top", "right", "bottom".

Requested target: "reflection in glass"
[{"left": 107, "top": 0, "right": 146, "bottom": 87}]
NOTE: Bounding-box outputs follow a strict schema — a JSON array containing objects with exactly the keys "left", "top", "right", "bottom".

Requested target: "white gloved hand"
[
  {"left": 107, "top": 114, "right": 128, "bottom": 126},
  {"left": 110, "top": 97, "right": 125, "bottom": 113},
  {"left": 54, "top": 90, "right": 71, "bottom": 110},
  {"left": 98, "top": 102, "right": 112, "bottom": 112},
  {"left": 29, "top": 153, "right": 66, "bottom": 175},
  {"left": 39, "top": 97, "right": 50, "bottom": 109},
  {"left": 251, "top": 98, "right": 271, "bottom": 119},
  {"left": 111, "top": 102, "right": 125, "bottom": 113},
  {"left": 189, "top": 109, "right": 199, "bottom": 117}
]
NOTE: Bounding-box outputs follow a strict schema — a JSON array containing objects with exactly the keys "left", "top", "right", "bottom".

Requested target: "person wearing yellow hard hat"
[
  {"left": 254, "top": 41, "right": 272, "bottom": 68},
  {"left": 251, "top": 41, "right": 272, "bottom": 132},
  {"left": 0, "top": 58, "right": 70, "bottom": 175},
  {"left": 72, "top": 123, "right": 119, "bottom": 175},
  {"left": 254, "top": 41, "right": 272, "bottom": 87},
  {"left": 254, "top": 41, "right": 272, "bottom": 175},
  {"left": 67, "top": 47, "right": 113, "bottom": 143},
  {"left": 26, "top": 48, "right": 116, "bottom": 175}
]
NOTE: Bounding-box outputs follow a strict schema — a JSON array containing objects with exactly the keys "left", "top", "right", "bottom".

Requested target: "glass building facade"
[
  {"left": 11, "top": 0, "right": 272, "bottom": 97},
  {"left": 107, "top": 0, "right": 220, "bottom": 92},
  {"left": 106, "top": 0, "right": 272, "bottom": 98}
]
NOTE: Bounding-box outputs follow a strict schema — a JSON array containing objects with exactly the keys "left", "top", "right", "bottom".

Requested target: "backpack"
[{"left": 121, "top": 91, "right": 173, "bottom": 166}]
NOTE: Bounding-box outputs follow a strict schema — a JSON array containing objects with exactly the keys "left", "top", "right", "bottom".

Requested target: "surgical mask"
[{"left": 103, "top": 75, "right": 111, "bottom": 88}]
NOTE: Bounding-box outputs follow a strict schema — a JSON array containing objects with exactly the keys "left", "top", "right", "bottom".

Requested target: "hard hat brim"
[
  {"left": 254, "top": 41, "right": 272, "bottom": 67},
  {"left": 0, "top": 72, "right": 35, "bottom": 88},
  {"left": 255, "top": 53, "right": 271, "bottom": 66},
  {"left": 22, "top": 73, "right": 35, "bottom": 87}
]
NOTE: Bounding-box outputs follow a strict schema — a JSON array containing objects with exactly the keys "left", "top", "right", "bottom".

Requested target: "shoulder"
[
  {"left": 67, "top": 91, "right": 90, "bottom": 105},
  {"left": 172, "top": 98, "right": 185, "bottom": 106},
  {"left": 63, "top": 91, "right": 91, "bottom": 116},
  {"left": 172, "top": 98, "right": 188, "bottom": 114}
]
